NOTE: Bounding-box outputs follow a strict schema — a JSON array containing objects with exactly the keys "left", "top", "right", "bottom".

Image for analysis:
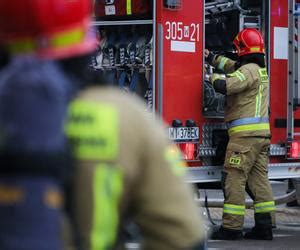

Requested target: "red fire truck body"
[{"left": 155, "top": 0, "right": 300, "bottom": 185}]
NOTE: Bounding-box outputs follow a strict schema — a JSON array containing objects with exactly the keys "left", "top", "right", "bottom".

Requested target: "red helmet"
[
  {"left": 0, "top": 0, "right": 97, "bottom": 59},
  {"left": 233, "top": 28, "right": 265, "bottom": 57}
]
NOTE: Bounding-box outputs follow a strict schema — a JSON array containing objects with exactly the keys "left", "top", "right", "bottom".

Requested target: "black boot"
[
  {"left": 245, "top": 212, "right": 273, "bottom": 240},
  {"left": 210, "top": 226, "right": 243, "bottom": 240},
  {"left": 244, "top": 226, "right": 273, "bottom": 240}
]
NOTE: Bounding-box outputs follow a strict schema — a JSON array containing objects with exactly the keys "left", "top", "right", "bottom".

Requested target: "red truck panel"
[
  {"left": 270, "top": 0, "right": 300, "bottom": 145},
  {"left": 269, "top": 0, "right": 289, "bottom": 144},
  {"left": 156, "top": 0, "right": 204, "bottom": 126}
]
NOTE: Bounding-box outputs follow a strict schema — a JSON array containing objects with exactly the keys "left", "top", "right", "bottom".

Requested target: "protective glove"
[
  {"left": 209, "top": 73, "right": 227, "bottom": 95},
  {"left": 210, "top": 73, "right": 225, "bottom": 86},
  {"left": 205, "top": 49, "right": 215, "bottom": 65}
]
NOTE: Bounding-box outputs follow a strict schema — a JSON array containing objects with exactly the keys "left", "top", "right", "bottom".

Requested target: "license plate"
[{"left": 168, "top": 127, "right": 199, "bottom": 141}]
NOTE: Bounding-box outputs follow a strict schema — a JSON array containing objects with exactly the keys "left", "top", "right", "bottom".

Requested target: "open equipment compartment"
[
  {"left": 203, "top": 0, "right": 269, "bottom": 118},
  {"left": 90, "top": 1, "right": 155, "bottom": 113}
]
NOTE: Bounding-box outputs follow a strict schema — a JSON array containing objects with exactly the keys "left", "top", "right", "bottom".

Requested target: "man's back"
[{"left": 66, "top": 86, "right": 205, "bottom": 250}]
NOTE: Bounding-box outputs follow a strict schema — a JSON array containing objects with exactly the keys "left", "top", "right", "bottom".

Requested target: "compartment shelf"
[{"left": 92, "top": 19, "right": 153, "bottom": 26}]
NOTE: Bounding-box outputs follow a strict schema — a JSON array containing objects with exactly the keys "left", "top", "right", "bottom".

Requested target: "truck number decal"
[
  {"left": 165, "top": 21, "right": 200, "bottom": 53},
  {"left": 190, "top": 23, "right": 200, "bottom": 42},
  {"left": 165, "top": 21, "right": 200, "bottom": 42}
]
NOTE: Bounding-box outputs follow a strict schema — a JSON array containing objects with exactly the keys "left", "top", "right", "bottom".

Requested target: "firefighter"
[
  {"left": 205, "top": 28, "right": 275, "bottom": 240},
  {"left": 0, "top": 0, "right": 205, "bottom": 249}
]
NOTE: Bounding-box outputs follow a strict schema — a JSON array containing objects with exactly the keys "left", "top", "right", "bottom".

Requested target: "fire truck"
[{"left": 93, "top": 0, "right": 300, "bottom": 203}]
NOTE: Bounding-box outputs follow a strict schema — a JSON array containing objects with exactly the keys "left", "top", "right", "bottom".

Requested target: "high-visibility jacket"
[
  {"left": 212, "top": 55, "right": 270, "bottom": 137},
  {"left": 65, "top": 86, "right": 205, "bottom": 250}
]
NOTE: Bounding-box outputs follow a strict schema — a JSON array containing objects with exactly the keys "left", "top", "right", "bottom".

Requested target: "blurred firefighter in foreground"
[
  {"left": 205, "top": 28, "right": 275, "bottom": 240},
  {"left": 0, "top": 0, "right": 205, "bottom": 249}
]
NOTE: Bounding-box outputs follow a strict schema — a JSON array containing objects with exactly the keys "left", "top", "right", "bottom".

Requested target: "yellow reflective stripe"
[
  {"left": 228, "top": 70, "right": 246, "bottom": 82},
  {"left": 255, "top": 83, "right": 263, "bottom": 117},
  {"left": 8, "top": 38, "right": 35, "bottom": 54},
  {"left": 254, "top": 201, "right": 275, "bottom": 213},
  {"left": 258, "top": 68, "right": 269, "bottom": 83},
  {"left": 218, "top": 57, "right": 229, "bottom": 71},
  {"left": 255, "top": 68, "right": 269, "bottom": 117},
  {"left": 164, "top": 145, "right": 187, "bottom": 176},
  {"left": 7, "top": 26, "right": 85, "bottom": 54},
  {"left": 233, "top": 72, "right": 243, "bottom": 81},
  {"left": 223, "top": 204, "right": 245, "bottom": 215},
  {"left": 65, "top": 100, "right": 118, "bottom": 160},
  {"left": 52, "top": 28, "right": 84, "bottom": 47},
  {"left": 228, "top": 123, "right": 270, "bottom": 135},
  {"left": 250, "top": 47, "right": 261, "bottom": 52},
  {"left": 236, "top": 70, "right": 246, "bottom": 81},
  {"left": 126, "top": 0, "right": 132, "bottom": 15},
  {"left": 91, "top": 164, "right": 123, "bottom": 250}
]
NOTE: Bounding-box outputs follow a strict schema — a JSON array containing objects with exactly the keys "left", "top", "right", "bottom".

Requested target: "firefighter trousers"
[{"left": 221, "top": 137, "right": 275, "bottom": 231}]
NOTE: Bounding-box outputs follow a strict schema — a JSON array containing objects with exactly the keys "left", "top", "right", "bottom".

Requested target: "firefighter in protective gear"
[
  {"left": 205, "top": 28, "right": 275, "bottom": 240},
  {"left": 0, "top": 0, "right": 206, "bottom": 249}
]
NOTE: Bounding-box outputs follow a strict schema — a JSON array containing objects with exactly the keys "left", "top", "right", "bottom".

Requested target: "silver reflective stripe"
[{"left": 228, "top": 117, "right": 269, "bottom": 129}]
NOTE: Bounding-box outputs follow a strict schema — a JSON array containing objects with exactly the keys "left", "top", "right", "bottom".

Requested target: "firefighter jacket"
[
  {"left": 65, "top": 86, "right": 205, "bottom": 250},
  {"left": 212, "top": 55, "right": 270, "bottom": 138}
]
